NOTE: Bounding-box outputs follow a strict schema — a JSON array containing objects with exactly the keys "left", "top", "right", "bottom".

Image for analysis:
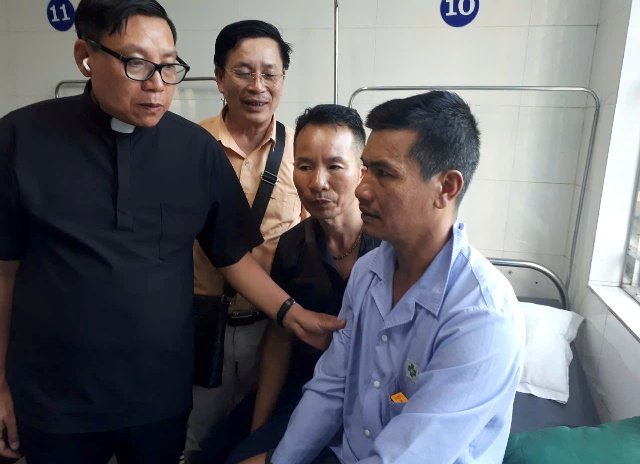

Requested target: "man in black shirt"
[
  {"left": 0, "top": 1, "right": 342, "bottom": 463},
  {"left": 192, "top": 105, "right": 380, "bottom": 464}
]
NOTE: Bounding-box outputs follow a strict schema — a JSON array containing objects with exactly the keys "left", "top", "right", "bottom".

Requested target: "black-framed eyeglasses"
[
  {"left": 224, "top": 68, "right": 285, "bottom": 87},
  {"left": 85, "top": 38, "right": 190, "bottom": 85}
]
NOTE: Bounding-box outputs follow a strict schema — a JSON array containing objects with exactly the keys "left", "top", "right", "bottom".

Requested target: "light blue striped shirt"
[{"left": 273, "top": 222, "right": 524, "bottom": 464}]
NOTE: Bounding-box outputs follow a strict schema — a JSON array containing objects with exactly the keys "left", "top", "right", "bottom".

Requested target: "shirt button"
[
  {"left": 381, "top": 334, "right": 388, "bottom": 342},
  {"left": 363, "top": 429, "right": 371, "bottom": 438},
  {"left": 373, "top": 380, "right": 381, "bottom": 389}
]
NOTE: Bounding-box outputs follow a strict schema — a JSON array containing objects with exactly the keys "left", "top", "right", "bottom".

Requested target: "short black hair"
[
  {"left": 75, "top": 0, "right": 177, "bottom": 43},
  {"left": 366, "top": 91, "right": 480, "bottom": 202},
  {"left": 295, "top": 104, "right": 366, "bottom": 152},
  {"left": 214, "top": 20, "right": 292, "bottom": 71}
]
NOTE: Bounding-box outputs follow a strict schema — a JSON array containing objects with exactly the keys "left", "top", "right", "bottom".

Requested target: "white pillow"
[{"left": 516, "top": 302, "right": 584, "bottom": 403}]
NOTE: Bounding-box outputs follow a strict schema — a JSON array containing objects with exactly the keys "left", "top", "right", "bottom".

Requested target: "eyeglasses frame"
[
  {"left": 223, "top": 67, "right": 285, "bottom": 86},
  {"left": 84, "top": 38, "right": 191, "bottom": 85}
]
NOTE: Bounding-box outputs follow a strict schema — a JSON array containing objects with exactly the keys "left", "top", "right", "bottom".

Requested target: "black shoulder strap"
[
  {"left": 251, "top": 121, "right": 286, "bottom": 224},
  {"left": 224, "top": 121, "right": 286, "bottom": 299}
]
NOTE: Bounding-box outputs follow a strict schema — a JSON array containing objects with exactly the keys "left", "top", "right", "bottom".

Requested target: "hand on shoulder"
[{"left": 284, "top": 304, "right": 345, "bottom": 350}]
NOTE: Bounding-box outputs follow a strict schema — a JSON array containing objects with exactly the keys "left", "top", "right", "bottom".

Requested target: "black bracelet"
[
  {"left": 276, "top": 297, "right": 296, "bottom": 328},
  {"left": 265, "top": 449, "right": 275, "bottom": 464}
]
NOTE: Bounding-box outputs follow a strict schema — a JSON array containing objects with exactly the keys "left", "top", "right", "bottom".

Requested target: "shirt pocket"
[
  {"left": 160, "top": 203, "right": 206, "bottom": 262},
  {"left": 262, "top": 189, "right": 301, "bottom": 239}
]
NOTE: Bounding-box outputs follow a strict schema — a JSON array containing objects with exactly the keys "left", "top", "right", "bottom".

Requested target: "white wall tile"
[
  {"left": 519, "top": 90, "right": 590, "bottom": 112},
  {"left": 512, "top": 107, "right": 585, "bottom": 184},
  {"left": 455, "top": 89, "right": 523, "bottom": 107},
  {"left": 589, "top": 7, "right": 631, "bottom": 103},
  {"left": 568, "top": 186, "right": 601, "bottom": 297},
  {"left": 162, "top": 1, "right": 241, "bottom": 31},
  {"left": 598, "top": 314, "right": 640, "bottom": 419},
  {"left": 170, "top": 79, "right": 221, "bottom": 123},
  {"left": 600, "top": 0, "right": 632, "bottom": 24},
  {"left": 339, "top": 0, "right": 378, "bottom": 28},
  {"left": 0, "top": 32, "right": 14, "bottom": 96},
  {"left": 338, "top": 28, "right": 376, "bottom": 106},
  {"left": 173, "top": 29, "right": 217, "bottom": 78},
  {"left": 374, "top": 27, "right": 529, "bottom": 88},
  {"left": 458, "top": 179, "right": 510, "bottom": 252},
  {"left": 530, "top": 0, "right": 601, "bottom": 26},
  {"left": 273, "top": 100, "right": 312, "bottom": 130},
  {"left": 236, "top": 0, "right": 333, "bottom": 29},
  {"left": 471, "top": 0, "right": 533, "bottom": 27},
  {"left": 376, "top": 0, "right": 443, "bottom": 28},
  {"left": 279, "top": 28, "right": 334, "bottom": 106},
  {"left": 501, "top": 250, "right": 569, "bottom": 289},
  {"left": 472, "top": 105, "right": 519, "bottom": 181},
  {"left": 504, "top": 182, "right": 574, "bottom": 255},
  {"left": 0, "top": 3, "right": 9, "bottom": 31},
  {"left": 522, "top": 26, "right": 596, "bottom": 91},
  {"left": 479, "top": 249, "right": 504, "bottom": 260},
  {"left": 12, "top": 31, "right": 78, "bottom": 100}
]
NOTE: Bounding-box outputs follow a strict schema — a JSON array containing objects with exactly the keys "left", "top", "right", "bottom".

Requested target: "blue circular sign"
[
  {"left": 47, "top": 0, "right": 75, "bottom": 32},
  {"left": 440, "top": 0, "right": 480, "bottom": 28}
]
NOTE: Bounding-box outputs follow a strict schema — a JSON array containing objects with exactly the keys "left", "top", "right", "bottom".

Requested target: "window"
[{"left": 622, "top": 162, "right": 640, "bottom": 302}]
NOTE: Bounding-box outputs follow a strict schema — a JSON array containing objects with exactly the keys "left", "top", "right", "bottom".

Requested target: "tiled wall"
[
  {"left": 3, "top": 0, "right": 638, "bottom": 419},
  {"left": 0, "top": 0, "right": 602, "bottom": 292}
]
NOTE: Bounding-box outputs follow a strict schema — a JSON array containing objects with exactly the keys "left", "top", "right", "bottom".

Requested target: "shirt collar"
[
  {"left": 82, "top": 81, "right": 136, "bottom": 134},
  {"left": 367, "top": 222, "right": 469, "bottom": 317},
  {"left": 216, "top": 105, "right": 276, "bottom": 157}
]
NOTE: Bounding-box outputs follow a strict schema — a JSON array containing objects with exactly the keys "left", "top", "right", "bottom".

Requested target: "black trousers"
[{"left": 17, "top": 409, "right": 189, "bottom": 464}]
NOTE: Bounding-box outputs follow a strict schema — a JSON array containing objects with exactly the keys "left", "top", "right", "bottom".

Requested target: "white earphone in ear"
[{"left": 82, "top": 58, "right": 91, "bottom": 71}]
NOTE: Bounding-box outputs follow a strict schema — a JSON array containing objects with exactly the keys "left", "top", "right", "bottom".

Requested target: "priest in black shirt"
[{"left": 0, "top": 1, "right": 343, "bottom": 463}]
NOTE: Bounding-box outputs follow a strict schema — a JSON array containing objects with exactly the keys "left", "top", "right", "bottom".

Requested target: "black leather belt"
[{"left": 227, "top": 309, "right": 268, "bottom": 326}]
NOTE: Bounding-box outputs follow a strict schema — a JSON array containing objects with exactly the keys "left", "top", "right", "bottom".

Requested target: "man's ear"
[
  {"left": 435, "top": 170, "right": 464, "bottom": 209},
  {"left": 73, "top": 39, "right": 92, "bottom": 78},
  {"left": 214, "top": 66, "right": 225, "bottom": 94},
  {"left": 359, "top": 160, "right": 366, "bottom": 180}
]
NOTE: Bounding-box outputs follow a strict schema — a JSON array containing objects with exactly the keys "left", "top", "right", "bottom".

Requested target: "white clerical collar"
[{"left": 110, "top": 117, "right": 135, "bottom": 134}]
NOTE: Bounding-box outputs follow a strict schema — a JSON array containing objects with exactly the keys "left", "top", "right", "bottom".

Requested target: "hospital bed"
[
  {"left": 489, "top": 259, "right": 600, "bottom": 433},
  {"left": 491, "top": 260, "right": 640, "bottom": 464}
]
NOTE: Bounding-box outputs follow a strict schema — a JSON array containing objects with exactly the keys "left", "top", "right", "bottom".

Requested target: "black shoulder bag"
[{"left": 193, "top": 122, "right": 286, "bottom": 388}]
